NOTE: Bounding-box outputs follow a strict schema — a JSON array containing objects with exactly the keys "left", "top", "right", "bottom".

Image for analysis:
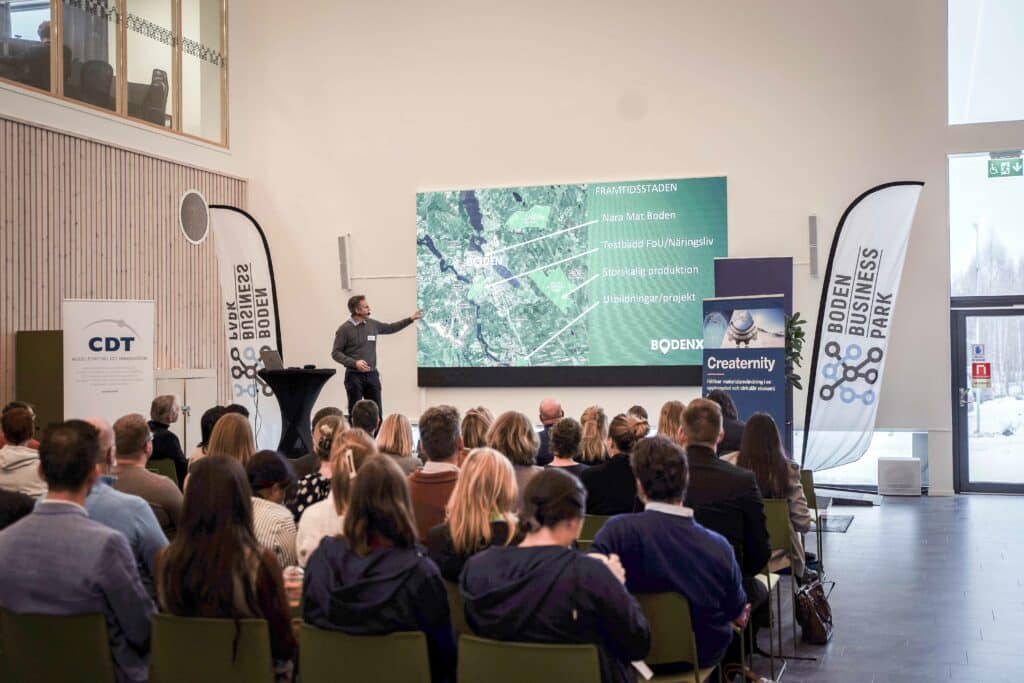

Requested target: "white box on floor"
[{"left": 878, "top": 457, "right": 922, "bottom": 496}]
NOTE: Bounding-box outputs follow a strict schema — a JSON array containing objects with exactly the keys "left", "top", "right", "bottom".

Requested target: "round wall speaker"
[{"left": 179, "top": 190, "right": 210, "bottom": 245}]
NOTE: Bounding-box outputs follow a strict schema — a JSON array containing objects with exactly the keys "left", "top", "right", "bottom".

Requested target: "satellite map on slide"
[{"left": 416, "top": 185, "right": 593, "bottom": 367}]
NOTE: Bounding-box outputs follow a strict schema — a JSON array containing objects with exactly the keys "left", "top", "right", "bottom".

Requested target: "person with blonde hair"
[
  {"left": 295, "top": 428, "right": 377, "bottom": 566},
  {"left": 580, "top": 413, "right": 649, "bottom": 514},
  {"left": 657, "top": 400, "right": 686, "bottom": 445},
  {"left": 289, "top": 412, "right": 347, "bottom": 480},
  {"left": 206, "top": 412, "right": 257, "bottom": 467},
  {"left": 425, "top": 448, "right": 521, "bottom": 581},
  {"left": 377, "top": 413, "right": 419, "bottom": 475},
  {"left": 486, "top": 410, "right": 540, "bottom": 512},
  {"left": 288, "top": 415, "right": 347, "bottom": 520},
  {"left": 578, "top": 405, "right": 609, "bottom": 464},
  {"left": 459, "top": 406, "right": 493, "bottom": 465}
]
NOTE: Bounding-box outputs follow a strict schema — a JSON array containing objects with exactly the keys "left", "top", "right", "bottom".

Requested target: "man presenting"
[{"left": 331, "top": 295, "right": 422, "bottom": 415}]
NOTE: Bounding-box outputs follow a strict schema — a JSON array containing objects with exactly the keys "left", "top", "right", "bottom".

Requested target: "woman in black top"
[
  {"left": 545, "top": 417, "right": 589, "bottom": 479},
  {"left": 462, "top": 468, "right": 651, "bottom": 683},
  {"left": 580, "top": 413, "right": 649, "bottom": 514},
  {"left": 426, "top": 447, "right": 521, "bottom": 581}
]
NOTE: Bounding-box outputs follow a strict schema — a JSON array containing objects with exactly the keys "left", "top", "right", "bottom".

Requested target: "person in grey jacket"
[{"left": 331, "top": 294, "right": 422, "bottom": 415}]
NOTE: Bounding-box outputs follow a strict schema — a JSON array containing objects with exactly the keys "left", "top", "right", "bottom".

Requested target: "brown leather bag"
[{"left": 794, "top": 579, "right": 833, "bottom": 644}]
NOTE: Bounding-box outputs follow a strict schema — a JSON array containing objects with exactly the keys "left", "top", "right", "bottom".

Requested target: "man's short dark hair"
[
  {"left": 631, "top": 436, "right": 688, "bottom": 503},
  {"left": 550, "top": 418, "right": 582, "bottom": 459},
  {"left": 312, "top": 406, "right": 344, "bottom": 428},
  {"left": 224, "top": 403, "right": 250, "bottom": 418},
  {"left": 347, "top": 295, "right": 366, "bottom": 315},
  {"left": 351, "top": 400, "right": 380, "bottom": 434},
  {"left": 1, "top": 407, "right": 34, "bottom": 444},
  {"left": 683, "top": 398, "right": 722, "bottom": 445},
  {"left": 418, "top": 405, "right": 460, "bottom": 462},
  {"left": 2, "top": 401, "right": 32, "bottom": 416},
  {"left": 113, "top": 413, "right": 151, "bottom": 458},
  {"left": 38, "top": 420, "right": 100, "bottom": 491}
]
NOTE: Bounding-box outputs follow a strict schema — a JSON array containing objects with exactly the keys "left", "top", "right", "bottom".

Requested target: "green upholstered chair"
[
  {"left": 457, "top": 634, "right": 602, "bottom": 682},
  {"left": 146, "top": 458, "right": 179, "bottom": 487},
  {"left": 150, "top": 613, "right": 274, "bottom": 683},
  {"left": 0, "top": 610, "right": 116, "bottom": 682},
  {"left": 634, "top": 592, "right": 720, "bottom": 683},
  {"left": 299, "top": 624, "right": 430, "bottom": 682}
]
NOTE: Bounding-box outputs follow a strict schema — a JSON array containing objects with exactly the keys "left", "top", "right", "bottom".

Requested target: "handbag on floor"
[{"left": 794, "top": 579, "right": 833, "bottom": 644}]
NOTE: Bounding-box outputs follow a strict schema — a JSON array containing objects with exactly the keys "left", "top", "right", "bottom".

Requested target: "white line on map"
[
  {"left": 487, "top": 220, "right": 599, "bottom": 256},
  {"left": 485, "top": 249, "right": 599, "bottom": 290},
  {"left": 523, "top": 302, "right": 600, "bottom": 361},
  {"left": 562, "top": 274, "right": 600, "bottom": 299}
]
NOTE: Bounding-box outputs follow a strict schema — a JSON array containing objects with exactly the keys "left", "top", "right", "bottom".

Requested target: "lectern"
[{"left": 257, "top": 368, "right": 336, "bottom": 457}]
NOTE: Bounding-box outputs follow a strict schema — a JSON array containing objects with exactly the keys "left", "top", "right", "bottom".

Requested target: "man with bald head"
[
  {"left": 535, "top": 397, "right": 564, "bottom": 467},
  {"left": 83, "top": 416, "right": 167, "bottom": 598}
]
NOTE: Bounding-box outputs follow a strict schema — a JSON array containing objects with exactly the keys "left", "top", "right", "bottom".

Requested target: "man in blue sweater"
[{"left": 592, "top": 435, "right": 750, "bottom": 670}]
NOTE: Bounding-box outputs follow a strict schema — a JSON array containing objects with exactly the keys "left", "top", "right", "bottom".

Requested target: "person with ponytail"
[
  {"left": 578, "top": 405, "right": 609, "bottom": 464},
  {"left": 287, "top": 414, "right": 347, "bottom": 521},
  {"left": 295, "top": 428, "right": 376, "bottom": 566},
  {"left": 425, "top": 447, "right": 521, "bottom": 581},
  {"left": 461, "top": 468, "right": 651, "bottom": 683},
  {"left": 580, "top": 413, "right": 650, "bottom": 514}
]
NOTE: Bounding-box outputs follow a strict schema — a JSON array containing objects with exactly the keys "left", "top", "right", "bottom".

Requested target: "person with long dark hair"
[
  {"left": 303, "top": 455, "right": 456, "bottom": 683},
  {"left": 580, "top": 413, "right": 649, "bottom": 514},
  {"left": 706, "top": 389, "right": 744, "bottom": 455},
  {"left": 462, "top": 468, "right": 651, "bottom": 683},
  {"left": 735, "top": 412, "right": 814, "bottom": 581},
  {"left": 156, "top": 455, "right": 296, "bottom": 678}
]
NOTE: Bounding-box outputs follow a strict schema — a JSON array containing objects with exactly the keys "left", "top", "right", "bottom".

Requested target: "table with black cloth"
[{"left": 257, "top": 368, "right": 336, "bottom": 457}]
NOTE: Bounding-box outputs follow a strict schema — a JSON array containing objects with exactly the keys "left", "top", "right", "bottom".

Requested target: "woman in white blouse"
[{"left": 246, "top": 450, "right": 299, "bottom": 568}]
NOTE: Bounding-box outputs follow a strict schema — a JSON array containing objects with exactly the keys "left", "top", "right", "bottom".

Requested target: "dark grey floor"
[{"left": 753, "top": 495, "right": 1024, "bottom": 683}]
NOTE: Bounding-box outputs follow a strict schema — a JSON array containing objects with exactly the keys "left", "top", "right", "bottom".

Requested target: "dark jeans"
[{"left": 344, "top": 369, "right": 382, "bottom": 416}]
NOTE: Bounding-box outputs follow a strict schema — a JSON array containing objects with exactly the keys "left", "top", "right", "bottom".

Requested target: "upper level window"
[
  {"left": 949, "top": 0, "right": 1024, "bottom": 125},
  {"left": 0, "top": 0, "right": 53, "bottom": 92}
]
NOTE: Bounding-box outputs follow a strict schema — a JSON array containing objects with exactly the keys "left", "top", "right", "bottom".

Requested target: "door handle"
[{"left": 958, "top": 387, "right": 970, "bottom": 407}]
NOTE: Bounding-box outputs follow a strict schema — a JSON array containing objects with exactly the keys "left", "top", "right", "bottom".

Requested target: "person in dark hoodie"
[
  {"left": 461, "top": 468, "right": 651, "bottom": 683},
  {"left": 303, "top": 455, "right": 456, "bottom": 683}
]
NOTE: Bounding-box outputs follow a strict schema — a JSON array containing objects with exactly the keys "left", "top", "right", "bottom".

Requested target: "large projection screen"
[{"left": 416, "top": 177, "right": 727, "bottom": 387}]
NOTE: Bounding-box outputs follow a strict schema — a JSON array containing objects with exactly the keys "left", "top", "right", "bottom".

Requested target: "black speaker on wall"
[{"left": 179, "top": 190, "right": 210, "bottom": 245}]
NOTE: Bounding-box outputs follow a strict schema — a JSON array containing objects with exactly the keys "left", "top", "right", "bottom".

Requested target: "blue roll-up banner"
[{"left": 702, "top": 295, "right": 787, "bottom": 444}]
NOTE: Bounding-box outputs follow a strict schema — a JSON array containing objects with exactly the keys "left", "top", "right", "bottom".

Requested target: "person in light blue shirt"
[{"left": 84, "top": 417, "right": 168, "bottom": 598}]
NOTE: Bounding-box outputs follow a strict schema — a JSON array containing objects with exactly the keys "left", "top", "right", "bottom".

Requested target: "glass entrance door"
[{"left": 952, "top": 309, "right": 1024, "bottom": 493}]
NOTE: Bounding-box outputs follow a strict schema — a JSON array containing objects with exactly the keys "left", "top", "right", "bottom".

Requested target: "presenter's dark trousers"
[{"left": 344, "top": 369, "right": 382, "bottom": 417}]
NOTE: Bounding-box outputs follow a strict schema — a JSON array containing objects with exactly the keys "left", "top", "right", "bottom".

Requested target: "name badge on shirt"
[{"left": 367, "top": 335, "right": 377, "bottom": 341}]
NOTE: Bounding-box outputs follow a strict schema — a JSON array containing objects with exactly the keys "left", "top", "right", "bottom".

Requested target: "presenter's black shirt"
[{"left": 331, "top": 317, "right": 413, "bottom": 371}]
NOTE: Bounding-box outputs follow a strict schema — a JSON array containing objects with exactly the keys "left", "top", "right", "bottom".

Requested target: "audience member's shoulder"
[{"left": 693, "top": 520, "right": 741, "bottom": 562}]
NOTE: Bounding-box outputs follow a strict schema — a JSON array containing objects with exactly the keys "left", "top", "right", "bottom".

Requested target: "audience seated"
[
  {"left": 247, "top": 450, "right": 299, "bottom": 568},
  {"left": 462, "top": 468, "right": 651, "bottom": 683},
  {"left": 85, "top": 417, "right": 168, "bottom": 599},
  {"left": 0, "top": 406, "right": 46, "bottom": 497},
  {"left": 377, "top": 413, "right": 421, "bottom": 475},
  {"left": 303, "top": 455, "right": 456, "bottom": 683},
  {"left": 206, "top": 412, "right": 257, "bottom": 468},
  {"left": 350, "top": 398, "right": 381, "bottom": 436},
  {"left": 0, "top": 401, "right": 40, "bottom": 449},
  {"left": 0, "top": 489, "right": 34, "bottom": 530},
  {"left": 156, "top": 455, "right": 296, "bottom": 677},
  {"left": 487, "top": 410, "right": 541, "bottom": 512},
  {"left": 111, "top": 413, "right": 184, "bottom": 540},
  {"left": 706, "top": 390, "right": 745, "bottom": 456},
  {"left": 580, "top": 413, "right": 648, "bottom": 514},
  {"left": 592, "top": 436, "right": 749, "bottom": 671},
  {"left": 426, "top": 447, "right": 522, "bottom": 581},
  {"left": 408, "top": 405, "right": 462, "bottom": 539},
  {"left": 736, "top": 412, "right": 814, "bottom": 581},
  {"left": 296, "top": 428, "right": 376, "bottom": 566},
  {"left": 0, "top": 420, "right": 155, "bottom": 683},
  {"left": 678, "top": 399, "right": 771, "bottom": 636},
  {"left": 459, "top": 406, "right": 494, "bottom": 464},
  {"left": 187, "top": 405, "right": 226, "bottom": 463},
  {"left": 535, "top": 397, "right": 564, "bottom": 467},
  {"left": 289, "top": 415, "right": 347, "bottom": 521},
  {"left": 148, "top": 395, "right": 187, "bottom": 487},
  {"left": 545, "top": 417, "right": 589, "bottom": 479},
  {"left": 290, "top": 413, "right": 346, "bottom": 481},
  {"left": 656, "top": 400, "right": 685, "bottom": 444},
  {"left": 579, "top": 405, "right": 609, "bottom": 464}
]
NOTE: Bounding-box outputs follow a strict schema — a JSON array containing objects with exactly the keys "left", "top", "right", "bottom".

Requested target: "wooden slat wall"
[{"left": 0, "top": 115, "right": 245, "bottom": 406}]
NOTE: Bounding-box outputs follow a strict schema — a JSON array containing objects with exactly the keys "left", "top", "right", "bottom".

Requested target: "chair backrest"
[
  {"left": 457, "top": 634, "right": 602, "bottom": 682},
  {"left": 763, "top": 498, "right": 792, "bottom": 552},
  {"left": 146, "top": 458, "right": 179, "bottom": 486},
  {"left": 299, "top": 624, "right": 430, "bottom": 682},
  {"left": 445, "top": 581, "right": 470, "bottom": 635},
  {"left": 141, "top": 68, "right": 169, "bottom": 124},
  {"left": 800, "top": 469, "right": 817, "bottom": 510},
  {"left": 581, "top": 514, "right": 611, "bottom": 540},
  {"left": 150, "top": 613, "right": 274, "bottom": 683},
  {"left": 634, "top": 592, "right": 700, "bottom": 669},
  {"left": 0, "top": 610, "right": 116, "bottom": 682}
]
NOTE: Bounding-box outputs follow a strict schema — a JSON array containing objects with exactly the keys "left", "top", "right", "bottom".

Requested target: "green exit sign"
[{"left": 988, "top": 158, "right": 1023, "bottom": 177}]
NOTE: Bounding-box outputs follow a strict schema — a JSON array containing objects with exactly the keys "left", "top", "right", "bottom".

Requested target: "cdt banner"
[
  {"left": 210, "top": 206, "right": 282, "bottom": 449},
  {"left": 702, "top": 295, "right": 787, "bottom": 437},
  {"left": 802, "top": 182, "right": 924, "bottom": 471},
  {"left": 63, "top": 299, "right": 154, "bottom": 423}
]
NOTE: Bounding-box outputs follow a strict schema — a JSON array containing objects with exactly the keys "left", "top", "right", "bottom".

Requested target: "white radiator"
[{"left": 877, "top": 457, "right": 922, "bottom": 496}]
